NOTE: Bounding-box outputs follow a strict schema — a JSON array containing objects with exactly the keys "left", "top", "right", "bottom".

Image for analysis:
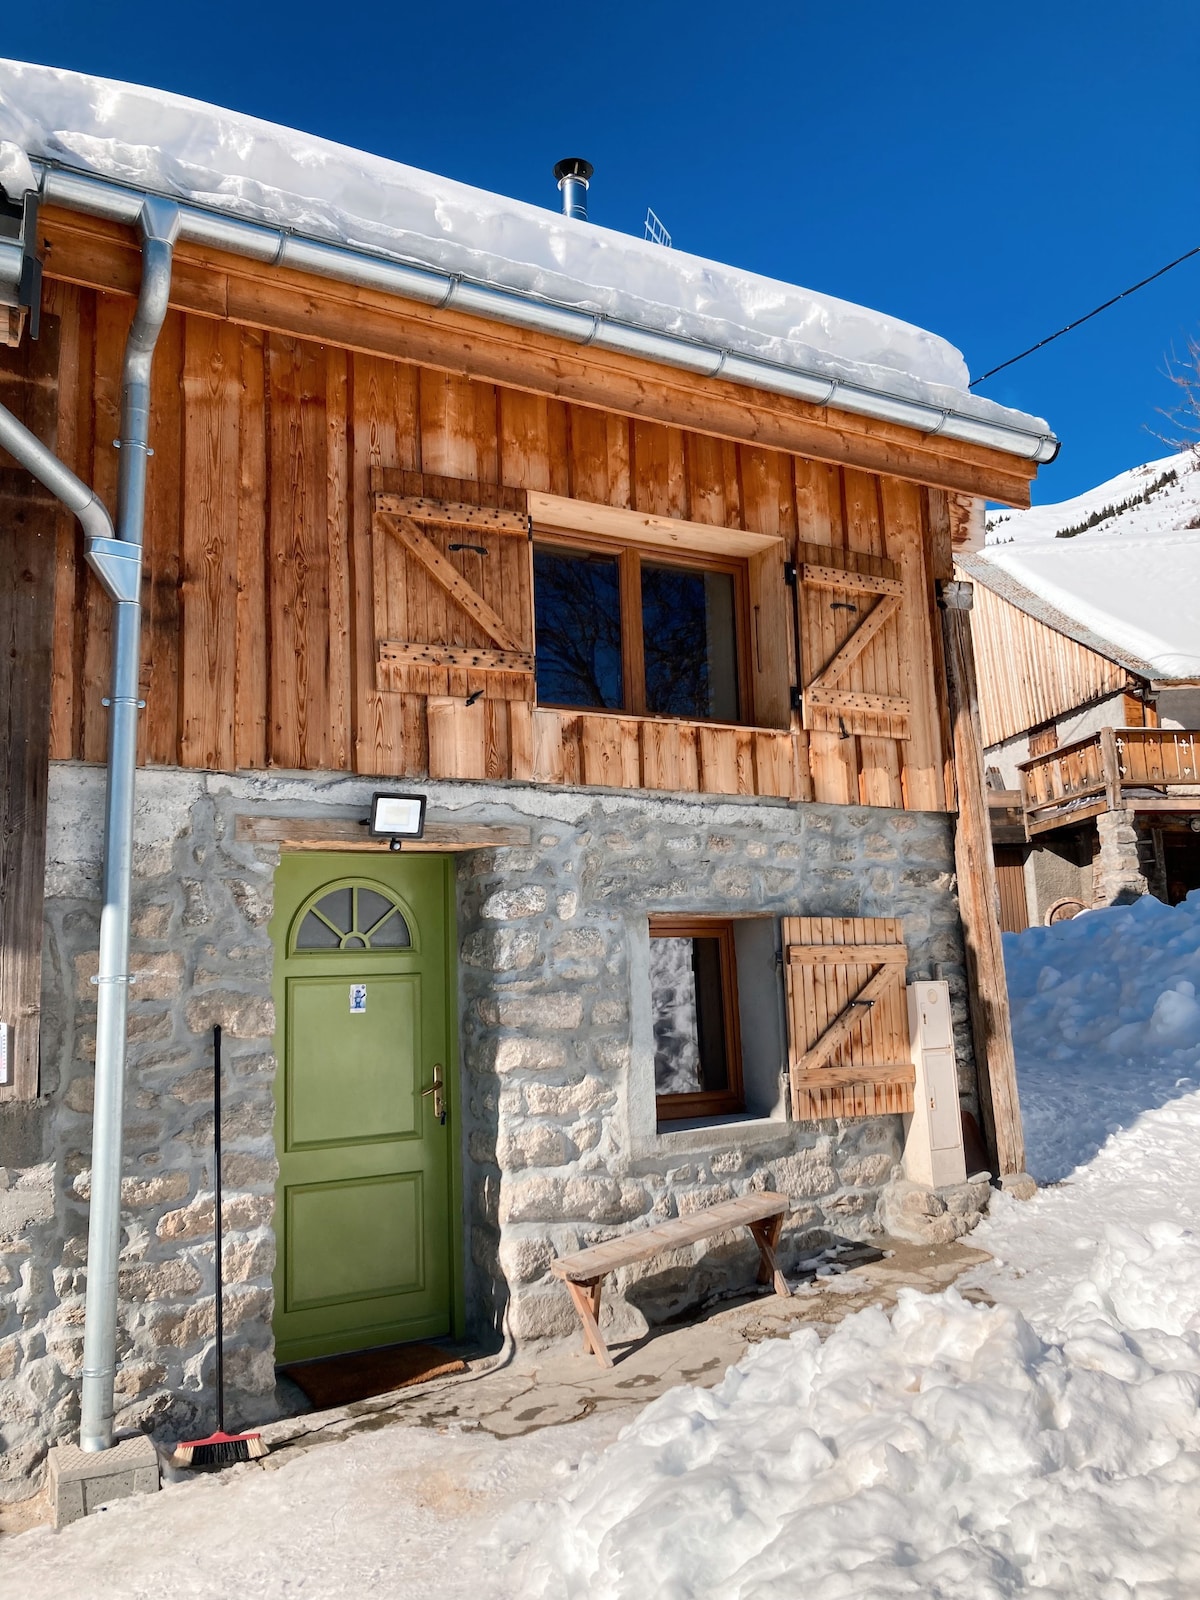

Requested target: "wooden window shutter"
[
  {"left": 372, "top": 469, "right": 535, "bottom": 700},
  {"left": 782, "top": 915, "right": 915, "bottom": 1120},
  {"left": 747, "top": 545, "right": 794, "bottom": 730},
  {"left": 796, "top": 541, "right": 911, "bottom": 740}
]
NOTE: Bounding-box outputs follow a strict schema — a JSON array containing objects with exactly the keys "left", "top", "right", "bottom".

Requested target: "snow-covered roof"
[
  {"left": 0, "top": 59, "right": 1052, "bottom": 448},
  {"left": 968, "top": 451, "right": 1200, "bottom": 682}
]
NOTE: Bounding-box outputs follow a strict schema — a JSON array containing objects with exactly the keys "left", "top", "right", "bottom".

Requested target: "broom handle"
[{"left": 213, "top": 1024, "right": 225, "bottom": 1435}]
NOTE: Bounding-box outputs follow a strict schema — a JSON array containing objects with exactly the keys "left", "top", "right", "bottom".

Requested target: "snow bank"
[
  {"left": 0, "top": 60, "right": 1047, "bottom": 438},
  {"left": 507, "top": 1232, "right": 1200, "bottom": 1598},
  {"left": 1003, "top": 893, "right": 1200, "bottom": 1183}
]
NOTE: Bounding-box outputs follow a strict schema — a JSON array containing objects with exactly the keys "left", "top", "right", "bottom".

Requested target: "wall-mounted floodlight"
[{"left": 369, "top": 792, "right": 427, "bottom": 851}]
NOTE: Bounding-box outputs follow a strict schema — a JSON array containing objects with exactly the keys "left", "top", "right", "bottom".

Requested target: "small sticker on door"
[{"left": 349, "top": 983, "right": 367, "bottom": 1014}]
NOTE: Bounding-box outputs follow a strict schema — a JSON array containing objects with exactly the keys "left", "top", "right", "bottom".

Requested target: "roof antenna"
[{"left": 554, "top": 158, "right": 593, "bottom": 221}]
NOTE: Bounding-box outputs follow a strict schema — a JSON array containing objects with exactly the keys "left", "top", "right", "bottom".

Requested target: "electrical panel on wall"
[{"left": 902, "top": 981, "right": 967, "bottom": 1190}]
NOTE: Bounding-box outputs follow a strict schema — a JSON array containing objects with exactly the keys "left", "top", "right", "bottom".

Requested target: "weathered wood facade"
[{"left": 39, "top": 274, "right": 970, "bottom": 815}]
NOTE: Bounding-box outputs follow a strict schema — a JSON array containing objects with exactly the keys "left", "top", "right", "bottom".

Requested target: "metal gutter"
[{"left": 29, "top": 164, "right": 1060, "bottom": 468}]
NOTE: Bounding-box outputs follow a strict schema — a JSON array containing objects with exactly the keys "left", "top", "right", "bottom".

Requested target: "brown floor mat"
[{"left": 281, "top": 1342, "right": 467, "bottom": 1410}]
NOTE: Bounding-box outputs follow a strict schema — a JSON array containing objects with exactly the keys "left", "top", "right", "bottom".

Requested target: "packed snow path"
[{"left": 7, "top": 898, "right": 1200, "bottom": 1597}]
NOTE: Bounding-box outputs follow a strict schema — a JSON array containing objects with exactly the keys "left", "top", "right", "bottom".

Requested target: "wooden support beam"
[
  {"left": 0, "top": 316, "right": 61, "bottom": 1103},
  {"left": 939, "top": 580, "right": 1027, "bottom": 1180}
]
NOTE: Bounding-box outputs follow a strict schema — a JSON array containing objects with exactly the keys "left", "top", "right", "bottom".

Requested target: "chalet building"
[
  {"left": 956, "top": 526, "right": 1200, "bottom": 929},
  {"left": 0, "top": 64, "right": 1056, "bottom": 1490}
]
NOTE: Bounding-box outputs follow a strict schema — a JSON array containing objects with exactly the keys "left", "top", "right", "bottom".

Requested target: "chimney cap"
[{"left": 554, "top": 157, "right": 594, "bottom": 183}]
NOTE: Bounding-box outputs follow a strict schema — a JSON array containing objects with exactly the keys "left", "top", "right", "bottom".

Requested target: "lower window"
[{"left": 649, "top": 916, "right": 744, "bottom": 1122}]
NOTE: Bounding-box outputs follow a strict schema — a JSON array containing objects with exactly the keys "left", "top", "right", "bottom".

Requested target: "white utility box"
[{"left": 902, "top": 981, "right": 966, "bottom": 1189}]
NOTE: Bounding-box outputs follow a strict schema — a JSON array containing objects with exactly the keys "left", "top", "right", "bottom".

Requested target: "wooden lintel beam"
[
  {"left": 234, "top": 815, "right": 533, "bottom": 851},
  {"left": 39, "top": 208, "right": 1038, "bottom": 506}
]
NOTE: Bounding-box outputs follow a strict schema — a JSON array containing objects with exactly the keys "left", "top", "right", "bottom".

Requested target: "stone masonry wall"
[
  {"left": 0, "top": 761, "right": 976, "bottom": 1499},
  {"left": 454, "top": 792, "right": 976, "bottom": 1346}
]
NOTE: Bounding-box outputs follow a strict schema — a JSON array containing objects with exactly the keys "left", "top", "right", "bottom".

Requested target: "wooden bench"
[{"left": 550, "top": 1192, "right": 792, "bottom": 1368}]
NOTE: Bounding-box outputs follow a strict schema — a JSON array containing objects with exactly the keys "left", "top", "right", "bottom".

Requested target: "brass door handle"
[{"left": 421, "top": 1063, "right": 445, "bottom": 1124}]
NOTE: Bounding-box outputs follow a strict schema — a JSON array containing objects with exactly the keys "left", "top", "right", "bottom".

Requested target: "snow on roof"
[
  {"left": 970, "top": 450, "right": 1200, "bottom": 681},
  {"left": 0, "top": 59, "right": 1050, "bottom": 442}
]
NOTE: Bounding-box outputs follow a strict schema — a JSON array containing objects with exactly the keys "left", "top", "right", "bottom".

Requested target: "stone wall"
[
  {"left": 1, "top": 767, "right": 280, "bottom": 1499},
  {"left": 0, "top": 761, "right": 977, "bottom": 1499}
]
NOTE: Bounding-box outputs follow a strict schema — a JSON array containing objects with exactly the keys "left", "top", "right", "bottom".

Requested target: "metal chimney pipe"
[{"left": 553, "top": 158, "right": 593, "bottom": 221}]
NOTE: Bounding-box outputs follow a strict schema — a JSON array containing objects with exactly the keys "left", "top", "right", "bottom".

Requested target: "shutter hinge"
[
  {"left": 790, "top": 686, "right": 804, "bottom": 713},
  {"left": 784, "top": 560, "right": 798, "bottom": 589}
]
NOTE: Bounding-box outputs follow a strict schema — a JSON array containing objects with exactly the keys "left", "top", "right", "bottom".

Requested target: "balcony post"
[{"left": 1099, "top": 726, "right": 1122, "bottom": 812}]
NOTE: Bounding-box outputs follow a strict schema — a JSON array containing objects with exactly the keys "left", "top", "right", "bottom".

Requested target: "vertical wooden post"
[
  {"left": 939, "top": 578, "right": 1027, "bottom": 1182},
  {"left": 0, "top": 316, "right": 61, "bottom": 1103},
  {"left": 1099, "top": 725, "right": 1123, "bottom": 813}
]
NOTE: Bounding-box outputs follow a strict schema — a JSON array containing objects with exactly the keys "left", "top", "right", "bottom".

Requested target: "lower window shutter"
[
  {"left": 372, "top": 470, "right": 535, "bottom": 701},
  {"left": 782, "top": 915, "right": 915, "bottom": 1119},
  {"left": 796, "top": 542, "right": 911, "bottom": 741}
]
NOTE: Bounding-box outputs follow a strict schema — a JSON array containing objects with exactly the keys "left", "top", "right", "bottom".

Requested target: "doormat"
[{"left": 281, "top": 1342, "right": 467, "bottom": 1410}]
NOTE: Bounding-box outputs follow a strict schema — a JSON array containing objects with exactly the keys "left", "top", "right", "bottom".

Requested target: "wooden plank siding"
[
  {"left": 965, "top": 573, "right": 1128, "bottom": 749},
  {"left": 40, "top": 279, "right": 952, "bottom": 813}
]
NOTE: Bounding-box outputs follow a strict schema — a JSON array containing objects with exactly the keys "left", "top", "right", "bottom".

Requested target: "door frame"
[{"left": 268, "top": 848, "right": 466, "bottom": 1356}]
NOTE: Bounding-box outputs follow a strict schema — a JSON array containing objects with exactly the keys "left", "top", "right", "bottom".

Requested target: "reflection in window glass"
[
  {"left": 650, "top": 935, "right": 729, "bottom": 1097},
  {"left": 534, "top": 547, "right": 623, "bottom": 710},
  {"left": 642, "top": 564, "right": 738, "bottom": 722}
]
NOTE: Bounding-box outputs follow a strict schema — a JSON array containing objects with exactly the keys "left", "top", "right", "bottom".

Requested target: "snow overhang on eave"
[{"left": 22, "top": 162, "right": 1059, "bottom": 472}]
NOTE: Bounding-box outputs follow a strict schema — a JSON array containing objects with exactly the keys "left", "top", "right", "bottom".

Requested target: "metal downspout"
[{"left": 78, "top": 197, "right": 179, "bottom": 1453}]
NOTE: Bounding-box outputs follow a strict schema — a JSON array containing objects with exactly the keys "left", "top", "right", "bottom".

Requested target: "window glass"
[
  {"left": 650, "top": 934, "right": 730, "bottom": 1098},
  {"left": 295, "top": 885, "right": 411, "bottom": 952},
  {"left": 642, "top": 564, "right": 739, "bottom": 722},
  {"left": 534, "top": 547, "right": 623, "bottom": 710}
]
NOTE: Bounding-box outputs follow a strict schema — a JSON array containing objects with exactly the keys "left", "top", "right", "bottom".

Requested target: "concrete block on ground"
[{"left": 47, "top": 1434, "right": 160, "bottom": 1527}]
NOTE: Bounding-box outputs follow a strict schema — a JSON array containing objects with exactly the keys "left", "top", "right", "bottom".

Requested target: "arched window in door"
[{"left": 292, "top": 882, "right": 413, "bottom": 953}]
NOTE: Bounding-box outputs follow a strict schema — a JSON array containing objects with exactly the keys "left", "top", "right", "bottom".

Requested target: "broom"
[{"left": 174, "top": 1025, "right": 268, "bottom": 1466}]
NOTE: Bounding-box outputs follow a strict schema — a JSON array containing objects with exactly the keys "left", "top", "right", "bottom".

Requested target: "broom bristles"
[{"left": 173, "top": 1429, "right": 268, "bottom": 1467}]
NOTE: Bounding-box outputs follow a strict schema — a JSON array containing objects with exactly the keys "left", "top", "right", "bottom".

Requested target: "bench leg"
[
  {"left": 566, "top": 1277, "right": 613, "bottom": 1368},
  {"left": 749, "top": 1216, "right": 791, "bottom": 1298}
]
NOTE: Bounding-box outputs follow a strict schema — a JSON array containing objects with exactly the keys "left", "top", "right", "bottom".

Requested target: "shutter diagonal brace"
[
  {"left": 806, "top": 593, "right": 902, "bottom": 695},
  {"left": 377, "top": 511, "right": 524, "bottom": 654},
  {"left": 792, "top": 963, "right": 895, "bottom": 1076}
]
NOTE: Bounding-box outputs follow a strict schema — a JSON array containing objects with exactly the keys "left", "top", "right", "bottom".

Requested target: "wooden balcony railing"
[{"left": 1018, "top": 727, "right": 1200, "bottom": 835}]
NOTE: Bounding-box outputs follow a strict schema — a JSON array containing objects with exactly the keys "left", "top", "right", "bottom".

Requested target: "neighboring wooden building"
[
  {"left": 0, "top": 66, "right": 1055, "bottom": 1488},
  {"left": 955, "top": 551, "right": 1200, "bottom": 927}
]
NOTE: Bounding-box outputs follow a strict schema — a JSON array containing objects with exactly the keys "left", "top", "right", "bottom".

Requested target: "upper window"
[
  {"left": 294, "top": 883, "right": 412, "bottom": 952},
  {"left": 650, "top": 916, "right": 744, "bottom": 1123},
  {"left": 534, "top": 539, "right": 745, "bottom": 722}
]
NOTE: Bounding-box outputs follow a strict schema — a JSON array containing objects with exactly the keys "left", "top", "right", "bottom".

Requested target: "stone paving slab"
[{"left": 256, "top": 1235, "right": 990, "bottom": 1464}]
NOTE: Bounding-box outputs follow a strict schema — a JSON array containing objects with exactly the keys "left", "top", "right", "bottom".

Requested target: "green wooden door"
[{"left": 271, "top": 853, "right": 455, "bottom": 1364}]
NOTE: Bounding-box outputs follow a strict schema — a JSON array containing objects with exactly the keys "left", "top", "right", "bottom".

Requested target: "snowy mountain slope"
[
  {"left": 986, "top": 449, "right": 1200, "bottom": 545},
  {"left": 974, "top": 450, "right": 1200, "bottom": 679}
]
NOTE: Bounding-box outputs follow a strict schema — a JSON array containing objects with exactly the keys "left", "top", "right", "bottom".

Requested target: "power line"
[{"left": 969, "top": 246, "right": 1200, "bottom": 388}]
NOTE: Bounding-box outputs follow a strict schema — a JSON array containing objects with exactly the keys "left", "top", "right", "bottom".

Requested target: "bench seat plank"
[{"left": 551, "top": 1192, "right": 789, "bottom": 1284}]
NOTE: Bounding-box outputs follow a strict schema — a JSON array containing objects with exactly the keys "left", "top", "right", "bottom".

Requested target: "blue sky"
[{"left": 8, "top": 1, "right": 1198, "bottom": 503}]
